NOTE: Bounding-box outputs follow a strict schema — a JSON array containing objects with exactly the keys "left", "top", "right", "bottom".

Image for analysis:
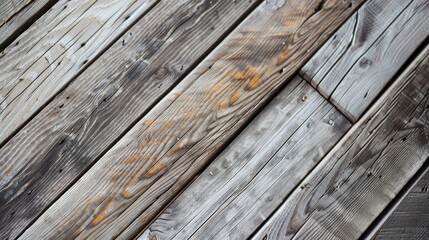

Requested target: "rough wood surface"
[
  {"left": 0, "top": 0, "right": 159, "bottom": 145},
  {"left": 375, "top": 169, "right": 429, "bottom": 240},
  {"left": 300, "top": 0, "right": 429, "bottom": 122},
  {"left": 0, "top": 0, "right": 57, "bottom": 50},
  {"left": 253, "top": 44, "right": 429, "bottom": 240},
  {"left": 139, "top": 76, "right": 351, "bottom": 240},
  {"left": 19, "top": 0, "right": 364, "bottom": 239},
  {"left": 0, "top": 0, "right": 263, "bottom": 238}
]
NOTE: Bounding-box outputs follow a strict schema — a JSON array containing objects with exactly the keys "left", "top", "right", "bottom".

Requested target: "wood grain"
[
  {"left": 253, "top": 44, "right": 429, "bottom": 240},
  {"left": 0, "top": 0, "right": 159, "bottom": 145},
  {"left": 0, "top": 0, "right": 58, "bottom": 50},
  {"left": 300, "top": 0, "right": 429, "bottom": 122},
  {"left": 139, "top": 76, "right": 351, "bottom": 240},
  {"left": 18, "top": 0, "right": 364, "bottom": 238},
  {"left": 375, "top": 169, "right": 429, "bottom": 240},
  {"left": 0, "top": 0, "right": 263, "bottom": 239}
]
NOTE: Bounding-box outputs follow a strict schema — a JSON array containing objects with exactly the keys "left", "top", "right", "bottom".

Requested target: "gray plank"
[
  {"left": 0, "top": 0, "right": 159, "bottom": 145},
  {"left": 0, "top": 0, "right": 57, "bottom": 50},
  {"left": 139, "top": 76, "right": 351, "bottom": 240},
  {"left": 0, "top": 0, "right": 263, "bottom": 239},
  {"left": 18, "top": 0, "right": 364, "bottom": 239},
  {"left": 300, "top": 0, "right": 429, "bottom": 122},
  {"left": 254, "top": 44, "right": 429, "bottom": 240}
]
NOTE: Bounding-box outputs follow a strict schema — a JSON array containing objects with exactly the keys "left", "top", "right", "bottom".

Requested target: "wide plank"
[
  {"left": 374, "top": 169, "right": 429, "bottom": 240},
  {"left": 253, "top": 44, "right": 429, "bottom": 240},
  {"left": 19, "top": 0, "right": 364, "bottom": 238},
  {"left": 0, "top": 0, "right": 263, "bottom": 238},
  {"left": 0, "top": 0, "right": 57, "bottom": 50},
  {"left": 0, "top": 0, "right": 159, "bottom": 144},
  {"left": 300, "top": 0, "right": 429, "bottom": 122},
  {"left": 139, "top": 76, "right": 351, "bottom": 239}
]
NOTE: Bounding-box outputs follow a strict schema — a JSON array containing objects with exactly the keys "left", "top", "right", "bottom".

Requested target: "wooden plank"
[
  {"left": 374, "top": 169, "right": 429, "bottom": 240},
  {"left": 138, "top": 76, "right": 351, "bottom": 239},
  {"left": 19, "top": 0, "right": 364, "bottom": 238},
  {"left": 253, "top": 44, "right": 429, "bottom": 240},
  {"left": 300, "top": 0, "right": 429, "bottom": 122},
  {"left": 0, "top": 0, "right": 159, "bottom": 145},
  {"left": 0, "top": 0, "right": 58, "bottom": 50},
  {"left": 0, "top": 0, "right": 264, "bottom": 239}
]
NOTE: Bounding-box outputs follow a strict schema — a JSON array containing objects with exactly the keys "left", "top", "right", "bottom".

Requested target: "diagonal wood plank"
[
  {"left": 374, "top": 168, "right": 429, "bottom": 240},
  {"left": 0, "top": 0, "right": 159, "bottom": 145},
  {"left": 300, "top": 0, "right": 429, "bottom": 122},
  {"left": 253, "top": 44, "right": 429, "bottom": 240},
  {"left": 0, "top": 0, "right": 58, "bottom": 50},
  {"left": 0, "top": 0, "right": 263, "bottom": 238},
  {"left": 19, "top": 0, "right": 365, "bottom": 238},
  {"left": 138, "top": 76, "right": 351, "bottom": 240}
]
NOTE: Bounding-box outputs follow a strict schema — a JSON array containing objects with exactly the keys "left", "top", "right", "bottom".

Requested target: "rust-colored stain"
[
  {"left": 3, "top": 167, "right": 11, "bottom": 174},
  {"left": 146, "top": 162, "right": 166, "bottom": 177},
  {"left": 121, "top": 190, "right": 131, "bottom": 198},
  {"left": 230, "top": 90, "right": 240, "bottom": 104},
  {"left": 216, "top": 99, "right": 229, "bottom": 110},
  {"left": 90, "top": 196, "right": 115, "bottom": 226},
  {"left": 144, "top": 120, "right": 154, "bottom": 125},
  {"left": 246, "top": 74, "right": 262, "bottom": 90}
]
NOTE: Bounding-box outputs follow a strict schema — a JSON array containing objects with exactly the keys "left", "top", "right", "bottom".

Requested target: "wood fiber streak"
[
  {"left": 375, "top": 170, "right": 429, "bottom": 240},
  {"left": 0, "top": 0, "right": 57, "bottom": 50},
  {"left": 19, "top": 0, "right": 363, "bottom": 238},
  {"left": 140, "top": 76, "right": 351, "bottom": 239},
  {"left": 301, "top": 0, "right": 429, "bottom": 121},
  {"left": 254, "top": 45, "right": 429, "bottom": 240},
  {"left": 0, "top": 0, "right": 158, "bottom": 144},
  {"left": 0, "top": 0, "right": 33, "bottom": 26},
  {"left": 0, "top": 0, "right": 261, "bottom": 239}
]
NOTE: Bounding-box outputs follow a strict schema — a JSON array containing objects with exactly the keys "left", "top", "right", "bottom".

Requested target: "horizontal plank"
[
  {"left": 0, "top": 0, "right": 263, "bottom": 238},
  {"left": 140, "top": 76, "right": 351, "bottom": 239},
  {"left": 300, "top": 0, "right": 429, "bottom": 122},
  {"left": 0, "top": 0, "right": 57, "bottom": 50},
  {"left": 0, "top": 0, "right": 159, "bottom": 144},
  {"left": 254, "top": 44, "right": 429, "bottom": 240},
  {"left": 19, "top": 0, "right": 364, "bottom": 239}
]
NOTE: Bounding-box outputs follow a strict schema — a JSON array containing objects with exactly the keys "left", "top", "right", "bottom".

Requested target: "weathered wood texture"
[
  {"left": 139, "top": 76, "right": 351, "bottom": 239},
  {"left": 0, "top": 0, "right": 58, "bottom": 50},
  {"left": 0, "top": 0, "right": 159, "bottom": 145},
  {"left": 0, "top": 0, "right": 263, "bottom": 238},
  {"left": 19, "top": 0, "right": 364, "bottom": 239},
  {"left": 253, "top": 44, "right": 429, "bottom": 240},
  {"left": 300, "top": 0, "right": 429, "bottom": 122},
  {"left": 375, "top": 169, "right": 429, "bottom": 240}
]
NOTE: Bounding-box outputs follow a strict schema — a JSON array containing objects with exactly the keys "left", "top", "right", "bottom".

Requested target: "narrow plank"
[
  {"left": 375, "top": 169, "right": 429, "bottom": 240},
  {"left": 253, "top": 44, "right": 429, "bottom": 240},
  {"left": 0, "top": 0, "right": 159, "bottom": 144},
  {"left": 19, "top": 0, "right": 364, "bottom": 238},
  {"left": 0, "top": 0, "right": 264, "bottom": 238},
  {"left": 300, "top": 0, "right": 429, "bottom": 122},
  {"left": 0, "top": 0, "right": 58, "bottom": 50},
  {"left": 138, "top": 76, "right": 351, "bottom": 239}
]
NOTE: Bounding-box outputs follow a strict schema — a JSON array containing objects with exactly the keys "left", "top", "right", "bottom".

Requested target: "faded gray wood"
[
  {"left": 138, "top": 76, "right": 351, "bottom": 240},
  {"left": 300, "top": 0, "right": 429, "bottom": 122},
  {"left": 254, "top": 44, "right": 429, "bottom": 240},
  {"left": 18, "top": 0, "right": 364, "bottom": 239},
  {"left": 375, "top": 170, "right": 429, "bottom": 240},
  {"left": 0, "top": 0, "right": 263, "bottom": 239},
  {"left": 0, "top": 0, "right": 159, "bottom": 145},
  {"left": 0, "top": 0, "right": 57, "bottom": 50}
]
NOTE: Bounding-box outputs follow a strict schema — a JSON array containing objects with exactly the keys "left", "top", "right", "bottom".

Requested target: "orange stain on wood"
[
  {"left": 216, "top": 99, "right": 229, "bottom": 110},
  {"left": 90, "top": 197, "right": 114, "bottom": 226},
  {"left": 246, "top": 75, "right": 261, "bottom": 90},
  {"left": 144, "top": 120, "right": 154, "bottom": 125},
  {"left": 3, "top": 167, "right": 11, "bottom": 174},
  {"left": 146, "top": 162, "right": 166, "bottom": 177},
  {"left": 230, "top": 90, "right": 240, "bottom": 104},
  {"left": 121, "top": 190, "right": 131, "bottom": 198}
]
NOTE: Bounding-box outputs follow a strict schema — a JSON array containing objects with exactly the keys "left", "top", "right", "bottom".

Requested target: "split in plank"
[
  {"left": 19, "top": 0, "right": 364, "bottom": 238},
  {"left": 140, "top": 76, "right": 351, "bottom": 240},
  {"left": 0, "top": 0, "right": 263, "bottom": 238},
  {"left": 0, "top": 0, "right": 159, "bottom": 144},
  {"left": 254, "top": 43, "right": 429, "bottom": 240},
  {"left": 301, "top": 0, "right": 429, "bottom": 122}
]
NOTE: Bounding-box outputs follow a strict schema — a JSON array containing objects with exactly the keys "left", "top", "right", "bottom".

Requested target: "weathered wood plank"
[
  {"left": 374, "top": 169, "right": 429, "bottom": 240},
  {"left": 0, "top": 0, "right": 58, "bottom": 50},
  {"left": 0, "top": 0, "right": 159, "bottom": 144},
  {"left": 19, "top": 0, "right": 364, "bottom": 238},
  {"left": 0, "top": 0, "right": 264, "bottom": 238},
  {"left": 300, "top": 0, "right": 429, "bottom": 122},
  {"left": 138, "top": 76, "right": 351, "bottom": 239},
  {"left": 0, "top": 0, "right": 33, "bottom": 25},
  {"left": 254, "top": 44, "right": 429, "bottom": 240}
]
